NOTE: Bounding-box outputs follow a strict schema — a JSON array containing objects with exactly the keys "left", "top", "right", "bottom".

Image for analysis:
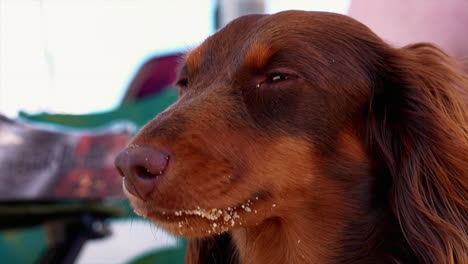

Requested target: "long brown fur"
[{"left": 116, "top": 11, "right": 468, "bottom": 264}]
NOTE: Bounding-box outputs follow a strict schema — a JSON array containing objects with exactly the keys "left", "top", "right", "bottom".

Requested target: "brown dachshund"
[{"left": 115, "top": 11, "right": 468, "bottom": 264}]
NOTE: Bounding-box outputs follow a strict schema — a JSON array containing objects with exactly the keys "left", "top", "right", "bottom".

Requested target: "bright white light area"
[
  {"left": 76, "top": 219, "right": 178, "bottom": 264},
  {"left": 0, "top": 0, "right": 215, "bottom": 117},
  {"left": 267, "top": 0, "right": 351, "bottom": 14}
]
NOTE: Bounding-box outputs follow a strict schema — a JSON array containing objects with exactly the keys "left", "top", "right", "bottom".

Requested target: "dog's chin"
[{"left": 125, "top": 188, "right": 277, "bottom": 237}]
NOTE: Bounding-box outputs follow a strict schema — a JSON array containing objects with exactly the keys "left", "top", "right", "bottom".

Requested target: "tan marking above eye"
[{"left": 244, "top": 43, "right": 277, "bottom": 70}]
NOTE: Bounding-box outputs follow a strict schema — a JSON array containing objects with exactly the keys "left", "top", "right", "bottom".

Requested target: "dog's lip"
[
  {"left": 133, "top": 193, "right": 267, "bottom": 224},
  {"left": 143, "top": 199, "right": 255, "bottom": 219},
  {"left": 143, "top": 206, "right": 241, "bottom": 226}
]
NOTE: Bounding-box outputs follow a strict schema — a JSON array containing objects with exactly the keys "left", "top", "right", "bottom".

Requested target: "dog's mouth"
[
  {"left": 140, "top": 203, "right": 250, "bottom": 233},
  {"left": 130, "top": 191, "right": 274, "bottom": 236}
]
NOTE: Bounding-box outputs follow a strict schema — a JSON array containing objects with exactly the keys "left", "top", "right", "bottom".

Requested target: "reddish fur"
[
  {"left": 244, "top": 43, "right": 277, "bottom": 70},
  {"left": 186, "top": 44, "right": 207, "bottom": 76},
  {"left": 121, "top": 11, "right": 468, "bottom": 264}
]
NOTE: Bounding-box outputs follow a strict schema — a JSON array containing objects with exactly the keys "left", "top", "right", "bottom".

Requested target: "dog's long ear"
[
  {"left": 367, "top": 43, "right": 468, "bottom": 264},
  {"left": 186, "top": 234, "right": 238, "bottom": 264}
]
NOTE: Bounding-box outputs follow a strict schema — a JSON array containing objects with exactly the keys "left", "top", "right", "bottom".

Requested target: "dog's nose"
[{"left": 115, "top": 146, "right": 169, "bottom": 200}]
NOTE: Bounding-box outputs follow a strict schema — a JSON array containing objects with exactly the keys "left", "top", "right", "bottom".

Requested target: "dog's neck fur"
[
  {"left": 230, "top": 205, "right": 412, "bottom": 264},
  {"left": 229, "top": 193, "right": 355, "bottom": 264},
  {"left": 229, "top": 177, "right": 415, "bottom": 264},
  {"left": 230, "top": 214, "right": 334, "bottom": 264}
]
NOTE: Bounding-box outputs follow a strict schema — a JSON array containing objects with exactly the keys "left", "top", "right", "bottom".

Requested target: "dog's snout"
[{"left": 115, "top": 146, "right": 170, "bottom": 200}]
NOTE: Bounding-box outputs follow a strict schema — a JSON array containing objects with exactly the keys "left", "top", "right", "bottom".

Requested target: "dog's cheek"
[
  {"left": 239, "top": 78, "right": 299, "bottom": 121},
  {"left": 248, "top": 137, "right": 318, "bottom": 200}
]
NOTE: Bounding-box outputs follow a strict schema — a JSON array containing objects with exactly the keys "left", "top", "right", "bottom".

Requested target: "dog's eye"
[
  {"left": 269, "top": 74, "right": 288, "bottom": 82},
  {"left": 177, "top": 78, "right": 188, "bottom": 88},
  {"left": 255, "top": 72, "right": 294, "bottom": 88}
]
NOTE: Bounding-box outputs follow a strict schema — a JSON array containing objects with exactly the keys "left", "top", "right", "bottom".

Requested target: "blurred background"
[
  {"left": 0, "top": 0, "right": 350, "bottom": 117},
  {"left": 1, "top": 0, "right": 466, "bottom": 263}
]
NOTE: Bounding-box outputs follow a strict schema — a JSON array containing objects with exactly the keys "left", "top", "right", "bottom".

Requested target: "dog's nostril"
[
  {"left": 134, "top": 165, "right": 162, "bottom": 179},
  {"left": 114, "top": 146, "right": 170, "bottom": 200}
]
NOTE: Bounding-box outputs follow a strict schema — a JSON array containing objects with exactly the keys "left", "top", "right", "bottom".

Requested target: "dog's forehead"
[
  {"left": 185, "top": 14, "right": 268, "bottom": 72},
  {"left": 184, "top": 17, "right": 279, "bottom": 75},
  {"left": 184, "top": 10, "right": 372, "bottom": 77}
]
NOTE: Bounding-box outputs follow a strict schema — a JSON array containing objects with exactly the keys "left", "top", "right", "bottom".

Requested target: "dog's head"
[{"left": 116, "top": 11, "right": 467, "bottom": 263}]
